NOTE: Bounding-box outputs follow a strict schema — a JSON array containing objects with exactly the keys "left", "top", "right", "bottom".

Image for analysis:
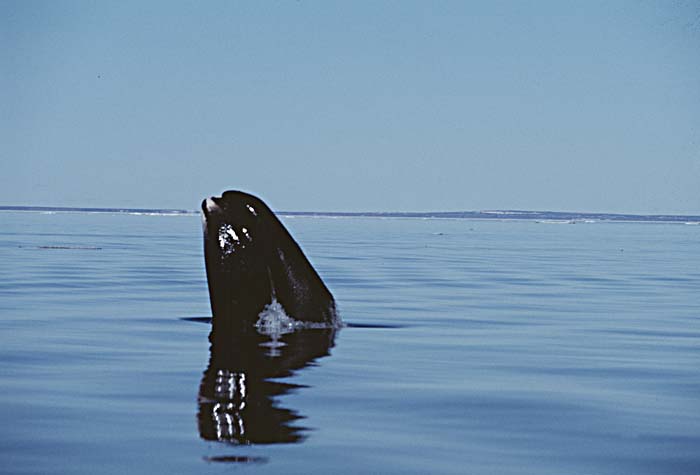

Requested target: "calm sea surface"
[{"left": 0, "top": 212, "right": 698, "bottom": 474}]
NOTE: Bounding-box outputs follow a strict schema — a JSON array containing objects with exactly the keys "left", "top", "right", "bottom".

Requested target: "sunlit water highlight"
[{"left": 0, "top": 212, "right": 698, "bottom": 474}]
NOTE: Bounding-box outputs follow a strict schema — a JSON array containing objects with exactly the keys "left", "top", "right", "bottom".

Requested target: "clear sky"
[{"left": 2, "top": 1, "right": 699, "bottom": 213}]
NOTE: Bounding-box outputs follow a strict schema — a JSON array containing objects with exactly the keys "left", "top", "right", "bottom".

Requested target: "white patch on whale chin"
[
  {"left": 205, "top": 198, "right": 220, "bottom": 211},
  {"left": 218, "top": 224, "right": 239, "bottom": 255}
]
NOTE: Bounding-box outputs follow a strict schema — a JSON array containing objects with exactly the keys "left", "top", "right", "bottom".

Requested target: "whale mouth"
[
  {"left": 202, "top": 197, "right": 221, "bottom": 215},
  {"left": 202, "top": 192, "right": 260, "bottom": 219},
  {"left": 202, "top": 196, "right": 224, "bottom": 219},
  {"left": 201, "top": 197, "right": 223, "bottom": 236}
]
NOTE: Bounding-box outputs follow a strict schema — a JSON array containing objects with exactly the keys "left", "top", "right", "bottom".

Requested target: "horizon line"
[{"left": 1, "top": 205, "right": 699, "bottom": 222}]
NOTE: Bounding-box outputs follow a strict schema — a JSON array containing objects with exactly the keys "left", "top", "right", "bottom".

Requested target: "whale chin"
[{"left": 203, "top": 197, "right": 220, "bottom": 214}]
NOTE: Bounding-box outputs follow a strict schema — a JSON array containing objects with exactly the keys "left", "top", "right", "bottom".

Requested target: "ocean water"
[{"left": 0, "top": 211, "right": 698, "bottom": 474}]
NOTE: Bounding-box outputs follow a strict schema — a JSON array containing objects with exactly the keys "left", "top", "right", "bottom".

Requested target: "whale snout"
[{"left": 202, "top": 197, "right": 222, "bottom": 215}]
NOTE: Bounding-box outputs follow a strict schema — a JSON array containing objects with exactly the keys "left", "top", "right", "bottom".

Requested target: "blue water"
[{"left": 1, "top": 211, "right": 699, "bottom": 474}]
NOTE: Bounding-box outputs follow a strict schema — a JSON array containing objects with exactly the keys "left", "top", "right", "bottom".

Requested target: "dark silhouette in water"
[
  {"left": 198, "top": 190, "right": 340, "bottom": 447},
  {"left": 198, "top": 326, "right": 337, "bottom": 445},
  {"left": 201, "top": 190, "right": 338, "bottom": 332}
]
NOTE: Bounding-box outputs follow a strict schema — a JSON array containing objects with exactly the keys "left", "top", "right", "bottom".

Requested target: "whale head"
[
  {"left": 201, "top": 191, "right": 338, "bottom": 331},
  {"left": 202, "top": 191, "right": 276, "bottom": 328}
]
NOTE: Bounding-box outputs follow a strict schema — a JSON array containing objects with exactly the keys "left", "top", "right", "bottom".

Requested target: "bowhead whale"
[{"left": 201, "top": 190, "right": 338, "bottom": 331}]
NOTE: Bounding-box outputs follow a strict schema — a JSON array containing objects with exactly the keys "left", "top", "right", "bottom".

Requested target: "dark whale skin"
[{"left": 201, "top": 190, "right": 337, "bottom": 331}]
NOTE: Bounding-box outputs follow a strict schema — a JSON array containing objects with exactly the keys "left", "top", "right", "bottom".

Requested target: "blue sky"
[{"left": 2, "top": 1, "right": 699, "bottom": 213}]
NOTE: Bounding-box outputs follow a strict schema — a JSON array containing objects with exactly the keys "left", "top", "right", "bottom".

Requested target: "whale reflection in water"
[{"left": 197, "top": 325, "right": 337, "bottom": 445}]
